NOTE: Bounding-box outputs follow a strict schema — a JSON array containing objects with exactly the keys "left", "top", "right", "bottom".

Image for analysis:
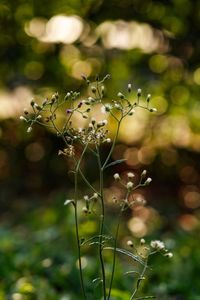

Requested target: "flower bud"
[
  {"left": 141, "top": 170, "right": 147, "bottom": 177},
  {"left": 150, "top": 108, "right": 157, "bottom": 112},
  {"left": 93, "top": 193, "right": 98, "bottom": 199},
  {"left": 117, "top": 92, "right": 124, "bottom": 99},
  {"left": 137, "top": 89, "right": 142, "bottom": 96},
  {"left": 164, "top": 252, "right": 173, "bottom": 258},
  {"left": 27, "top": 126, "right": 32, "bottom": 133},
  {"left": 91, "top": 86, "right": 97, "bottom": 93},
  {"left": 113, "top": 173, "right": 120, "bottom": 180},
  {"left": 126, "top": 181, "right": 133, "bottom": 189},
  {"left": 127, "top": 240, "right": 133, "bottom": 247},
  {"left": 147, "top": 94, "right": 151, "bottom": 102},
  {"left": 19, "top": 116, "right": 27, "bottom": 121},
  {"left": 128, "top": 83, "right": 132, "bottom": 93},
  {"left": 140, "top": 238, "right": 145, "bottom": 245},
  {"left": 127, "top": 172, "right": 134, "bottom": 179},
  {"left": 145, "top": 177, "right": 152, "bottom": 185},
  {"left": 23, "top": 108, "right": 29, "bottom": 115}
]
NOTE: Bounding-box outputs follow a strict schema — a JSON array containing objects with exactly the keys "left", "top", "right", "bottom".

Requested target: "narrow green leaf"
[
  {"left": 104, "top": 158, "right": 127, "bottom": 169},
  {"left": 103, "top": 247, "right": 145, "bottom": 265}
]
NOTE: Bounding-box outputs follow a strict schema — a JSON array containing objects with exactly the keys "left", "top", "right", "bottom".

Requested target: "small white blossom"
[
  {"left": 84, "top": 195, "right": 89, "bottom": 201},
  {"left": 106, "top": 138, "right": 111, "bottom": 143},
  {"left": 93, "top": 193, "right": 98, "bottom": 199},
  {"left": 150, "top": 240, "right": 165, "bottom": 250},
  {"left": 140, "top": 238, "right": 145, "bottom": 245}
]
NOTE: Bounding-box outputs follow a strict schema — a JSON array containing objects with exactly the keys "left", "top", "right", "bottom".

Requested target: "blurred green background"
[{"left": 1, "top": 0, "right": 200, "bottom": 299}]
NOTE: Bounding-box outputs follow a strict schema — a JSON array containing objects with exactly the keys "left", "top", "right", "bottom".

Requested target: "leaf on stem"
[
  {"left": 104, "top": 158, "right": 127, "bottom": 169},
  {"left": 103, "top": 247, "right": 145, "bottom": 265}
]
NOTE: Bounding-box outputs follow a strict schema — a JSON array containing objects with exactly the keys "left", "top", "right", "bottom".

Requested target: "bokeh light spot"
[
  {"left": 24, "top": 61, "right": 44, "bottom": 80},
  {"left": 25, "top": 143, "right": 45, "bottom": 162},
  {"left": 149, "top": 55, "right": 168, "bottom": 73}
]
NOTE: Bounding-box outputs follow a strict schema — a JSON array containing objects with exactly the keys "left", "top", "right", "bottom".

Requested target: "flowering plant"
[{"left": 20, "top": 75, "right": 172, "bottom": 300}]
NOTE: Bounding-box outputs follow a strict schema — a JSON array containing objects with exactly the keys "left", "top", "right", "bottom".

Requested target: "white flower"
[
  {"left": 140, "top": 238, "right": 145, "bottom": 245},
  {"left": 150, "top": 240, "right": 165, "bottom": 250}
]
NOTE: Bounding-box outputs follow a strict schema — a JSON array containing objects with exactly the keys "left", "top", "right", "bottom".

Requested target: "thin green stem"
[
  {"left": 73, "top": 143, "right": 89, "bottom": 300},
  {"left": 96, "top": 146, "right": 107, "bottom": 300},
  {"left": 102, "top": 119, "right": 121, "bottom": 170},
  {"left": 130, "top": 257, "right": 149, "bottom": 300},
  {"left": 107, "top": 207, "right": 123, "bottom": 300}
]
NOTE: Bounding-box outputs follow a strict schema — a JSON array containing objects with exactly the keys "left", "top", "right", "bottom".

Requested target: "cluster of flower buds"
[
  {"left": 150, "top": 240, "right": 173, "bottom": 258},
  {"left": 67, "top": 117, "right": 111, "bottom": 145},
  {"left": 113, "top": 171, "right": 136, "bottom": 191}
]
